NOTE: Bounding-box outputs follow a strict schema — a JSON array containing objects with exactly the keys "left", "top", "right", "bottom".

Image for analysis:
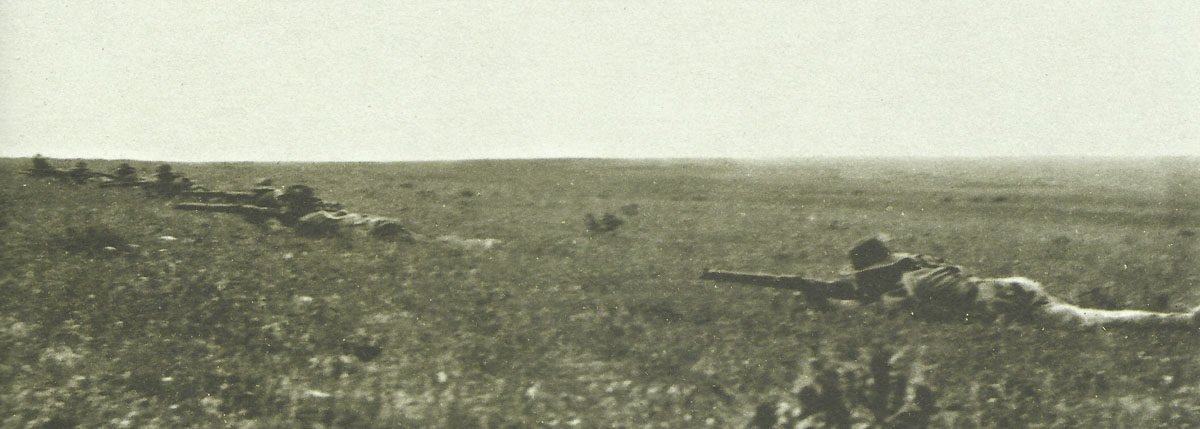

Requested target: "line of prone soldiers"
[
  {"left": 25, "top": 154, "right": 202, "bottom": 196},
  {"left": 23, "top": 155, "right": 412, "bottom": 241}
]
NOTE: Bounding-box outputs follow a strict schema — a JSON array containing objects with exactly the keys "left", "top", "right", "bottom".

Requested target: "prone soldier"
[
  {"left": 175, "top": 184, "right": 410, "bottom": 240},
  {"left": 112, "top": 162, "right": 139, "bottom": 182},
  {"left": 98, "top": 163, "right": 177, "bottom": 190},
  {"left": 702, "top": 235, "right": 1200, "bottom": 329},
  {"left": 66, "top": 161, "right": 118, "bottom": 184},
  {"left": 67, "top": 162, "right": 92, "bottom": 184},
  {"left": 293, "top": 209, "right": 412, "bottom": 240},
  {"left": 145, "top": 164, "right": 205, "bottom": 196},
  {"left": 26, "top": 154, "right": 60, "bottom": 177},
  {"left": 155, "top": 163, "right": 180, "bottom": 183},
  {"left": 23, "top": 156, "right": 112, "bottom": 183},
  {"left": 271, "top": 185, "right": 407, "bottom": 239},
  {"left": 180, "top": 178, "right": 280, "bottom": 205}
]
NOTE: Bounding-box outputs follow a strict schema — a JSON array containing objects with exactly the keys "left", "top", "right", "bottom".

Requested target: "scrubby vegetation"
[
  {"left": 584, "top": 212, "right": 626, "bottom": 234},
  {"left": 1, "top": 157, "right": 1198, "bottom": 427}
]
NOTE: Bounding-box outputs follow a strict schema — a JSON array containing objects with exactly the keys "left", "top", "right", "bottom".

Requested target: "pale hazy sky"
[{"left": 2, "top": 1, "right": 1197, "bottom": 161}]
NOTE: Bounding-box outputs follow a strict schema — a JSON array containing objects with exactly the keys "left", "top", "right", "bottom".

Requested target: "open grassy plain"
[{"left": 1, "top": 157, "right": 1198, "bottom": 427}]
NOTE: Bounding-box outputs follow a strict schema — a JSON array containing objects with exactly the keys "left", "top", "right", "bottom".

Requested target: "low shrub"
[
  {"left": 584, "top": 213, "right": 625, "bottom": 234},
  {"left": 749, "top": 347, "right": 941, "bottom": 428},
  {"left": 50, "top": 224, "right": 132, "bottom": 255}
]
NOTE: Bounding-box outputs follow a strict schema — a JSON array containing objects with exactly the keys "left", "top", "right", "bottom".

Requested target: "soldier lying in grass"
[
  {"left": 112, "top": 162, "right": 139, "bottom": 182},
  {"left": 95, "top": 163, "right": 204, "bottom": 194},
  {"left": 24, "top": 154, "right": 70, "bottom": 179},
  {"left": 23, "top": 156, "right": 114, "bottom": 183},
  {"left": 176, "top": 178, "right": 280, "bottom": 205},
  {"left": 176, "top": 184, "right": 412, "bottom": 240},
  {"left": 146, "top": 164, "right": 207, "bottom": 195},
  {"left": 68, "top": 162, "right": 95, "bottom": 184},
  {"left": 702, "top": 236, "right": 1200, "bottom": 329}
]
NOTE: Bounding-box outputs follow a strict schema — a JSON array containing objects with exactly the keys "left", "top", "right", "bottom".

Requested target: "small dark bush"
[
  {"left": 459, "top": 189, "right": 479, "bottom": 198},
  {"left": 585, "top": 212, "right": 624, "bottom": 233},
  {"left": 620, "top": 203, "right": 640, "bottom": 216},
  {"left": 51, "top": 224, "right": 132, "bottom": 255},
  {"left": 992, "top": 196, "right": 1009, "bottom": 203},
  {"left": 342, "top": 332, "right": 386, "bottom": 362},
  {"left": 753, "top": 347, "right": 941, "bottom": 428},
  {"left": 633, "top": 302, "right": 683, "bottom": 323}
]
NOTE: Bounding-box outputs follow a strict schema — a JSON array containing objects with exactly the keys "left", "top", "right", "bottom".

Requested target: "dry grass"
[{"left": 0, "top": 156, "right": 1197, "bottom": 427}]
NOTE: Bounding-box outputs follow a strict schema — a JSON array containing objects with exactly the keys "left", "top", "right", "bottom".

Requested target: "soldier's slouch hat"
[
  {"left": 846, "top": 235, "right": 917, "bottom": 273},
  {"left": 279, "top": 185, "right": 321, "bottom": 206},
  {"left": 281, "top": 184, "right": 315, "bottom": 198}
]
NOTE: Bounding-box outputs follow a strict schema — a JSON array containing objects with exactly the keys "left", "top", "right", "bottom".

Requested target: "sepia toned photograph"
[{"left": 2, "top": 2, "right": 1197, "bottom": 427}]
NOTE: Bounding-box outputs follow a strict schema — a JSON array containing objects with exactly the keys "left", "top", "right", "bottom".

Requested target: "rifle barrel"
[
  {"left": 174, "top": 203, "right": 278, "bottom": 217},
  {"left": 178, "top": 191, "right": 258, "bottom": 203},
  {"left": 700, "top": 269, "right": 816, "bottom": 292},
  {"left": 99, "top": 181, "right": 150, "bottom": 188}
]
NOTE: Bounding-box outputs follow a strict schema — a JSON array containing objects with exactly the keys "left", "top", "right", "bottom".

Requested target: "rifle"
[
  {"left": 23, "top": 168, "right": 112, "bottom": 182},
  {"left": 173, "top": 202, "right": 280, "bottom": 219},
  {"left": 21, "top": 168, "right": 70, "bottom": 178},
  {"left": 178, "top": 190, "right": 259, "bottom": 204},
  {"left": 98, "top": 180, "right": 152, "bottom": 188},
  {"left": 700, "top": 269, "right": 860, "bottom": 300}
]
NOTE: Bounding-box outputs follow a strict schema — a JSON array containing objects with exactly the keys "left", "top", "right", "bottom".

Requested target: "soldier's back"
[{"left": 900, "top": 265, "right": 981, "bottom": 321}]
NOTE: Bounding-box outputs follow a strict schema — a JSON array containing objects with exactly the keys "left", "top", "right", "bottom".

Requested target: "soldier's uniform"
[
  {"left": 833, "top": 237, "right": 1199, "bottom": 329},
  {"left": 250, "top": 178, "right": 277, "bottom": 202},
  {"left": 273, "top": 184, "right": 323, "bottom": 224},
  {"left": 176, "top": 184, "right": 410, "bottom": 240},
  {"left": 155, "top": 164, "right": 180, "bottom": 183},
  {"left": 68, "top": 162, "right": 93, "bottom": 184},
  {"left": 30, "top": 155, "right": 55, "bottom": 175},
  {"left": 278, "top": 185, "right": 411, "bottom": 240},
  {"left": 24, "top": 155, "right": 73, "bottom": 179},
  {"left": 113, "top": 163, "right": 139, "bottom": 182},
  {"left": 146, "top": 164, "right": 204, "bottom": 196},
  {"left": 296, "top": 210, "right": 412, "bottom": 240}
]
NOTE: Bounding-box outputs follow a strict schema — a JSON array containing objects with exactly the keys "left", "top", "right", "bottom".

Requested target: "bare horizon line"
[{"left": 5, "top": 154, "right": 1197, "bottom": 165}]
